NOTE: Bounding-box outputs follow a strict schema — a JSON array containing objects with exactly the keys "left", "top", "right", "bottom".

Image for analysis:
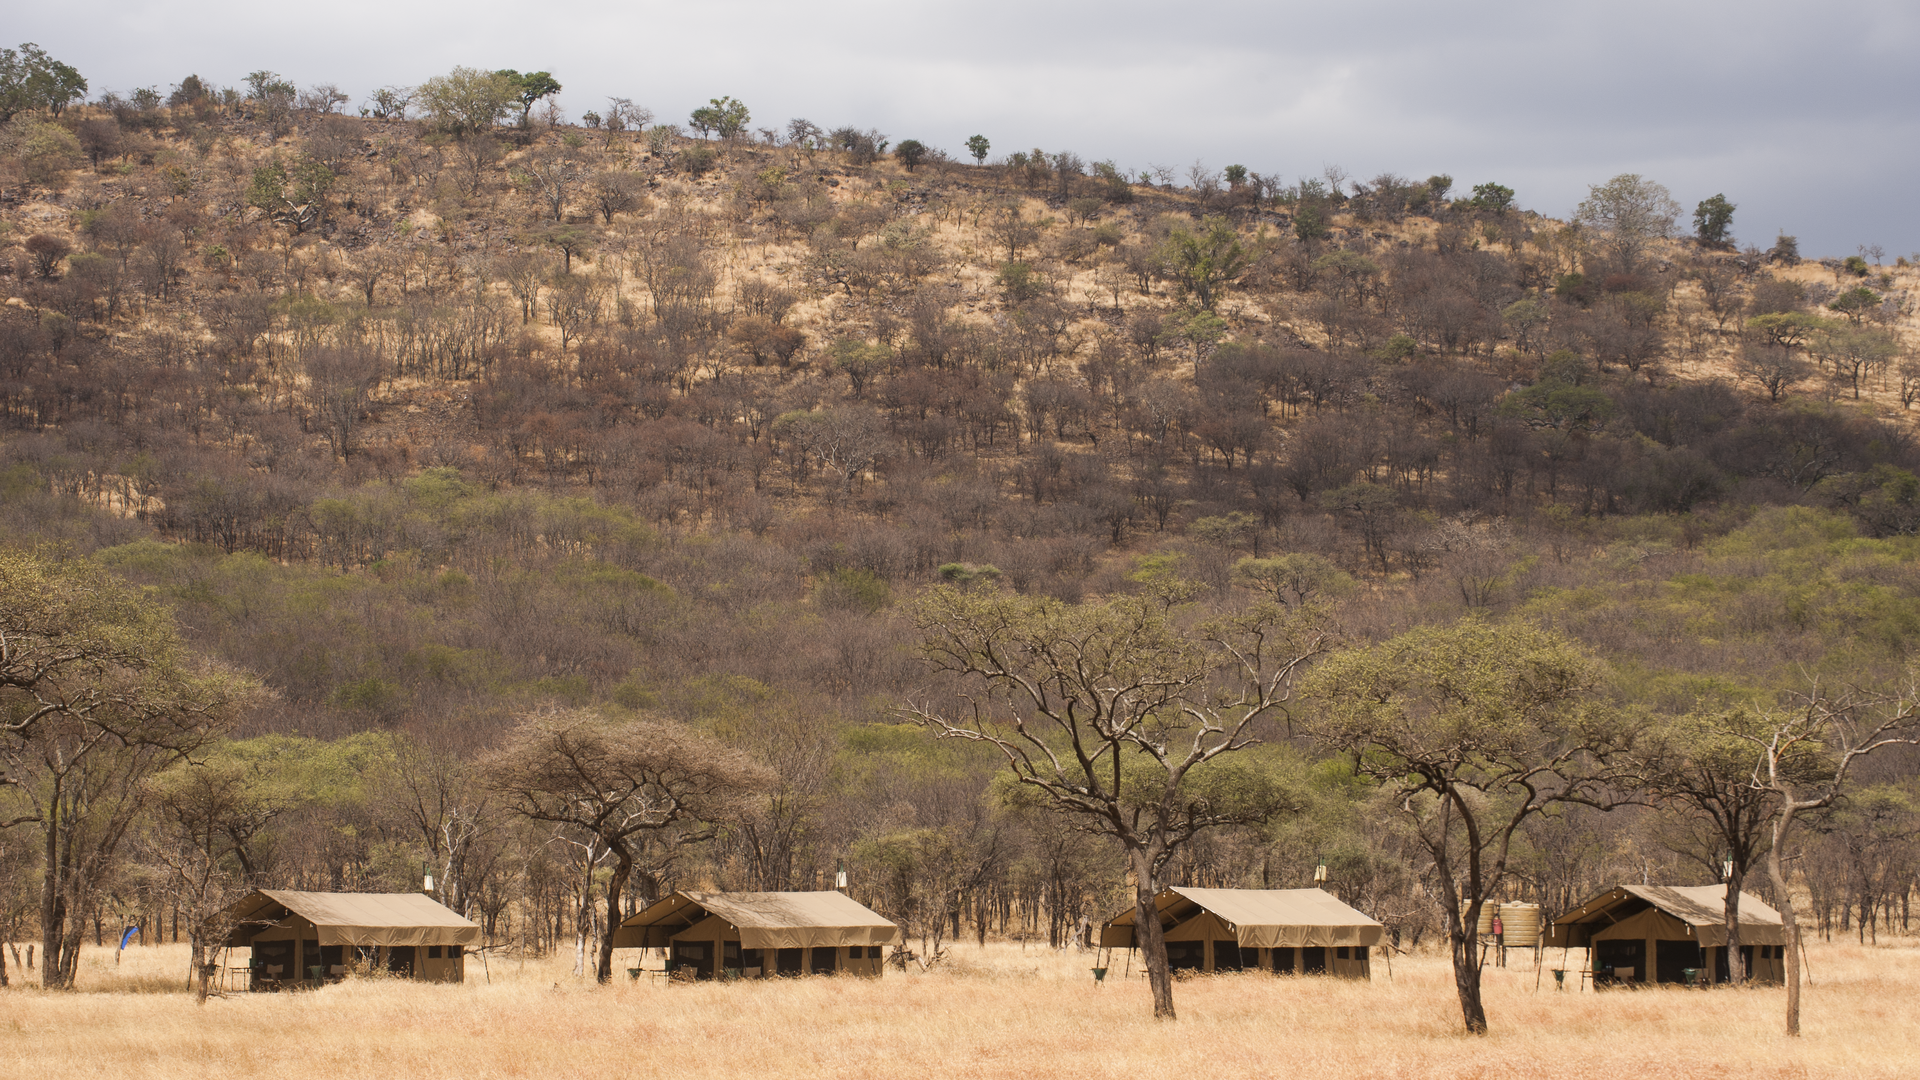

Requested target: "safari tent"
[
  {"left": 221, "top": 889, "right": 480, "bottom": 990},
  {"left": 611, "top": 891, "right": 901, "bottom": 979},
  {"left": 1099, "top": 887, "right": 1385, "bottom": 979},
  {"left": 1544, "top": 884, "right": 1786, "bottom": 986}
]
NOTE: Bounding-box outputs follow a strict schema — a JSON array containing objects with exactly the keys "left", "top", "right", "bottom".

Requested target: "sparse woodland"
[{"left": 5, "top": 56, "right": 1920, "bottom": 1031}]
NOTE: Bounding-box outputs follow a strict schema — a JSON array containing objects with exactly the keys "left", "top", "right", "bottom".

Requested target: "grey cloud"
[{"left": 13, "top": 0, "right": 1917, "bottom": 254}]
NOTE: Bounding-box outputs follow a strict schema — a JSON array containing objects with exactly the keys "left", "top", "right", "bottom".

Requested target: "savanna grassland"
[{"left": 7, "top": 939, "right": 1919, "bottom": 1080}]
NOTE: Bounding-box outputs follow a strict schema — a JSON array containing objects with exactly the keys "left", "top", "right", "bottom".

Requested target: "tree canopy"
[
  {"left": 1301, "top": 618, "right": 1635, "bottom": 1034},
  {"left": 416, "top": 67, "right": 517, "bottom": 138},
  {"left": 906, "top": 585, "right": 1331, "bottom": 1017},
  {"left": 0, "top": 43, "right": 87, "bottom": 122},
  {"left": 1576, "top": 173, "right": 1683, "bottom": 269},
  {"left": 486, "top": 706, "right": 773, "bottom": 982}
]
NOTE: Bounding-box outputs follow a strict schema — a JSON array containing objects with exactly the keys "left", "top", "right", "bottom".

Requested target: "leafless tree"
[
  {"left": 1743, "top": 675, "right": 1920, "bottom": 1035},
  {"left": 905, "top": 589, "right": 1332, "bottom": 1019},
  {"left": 513, "top": 146, "right": 582, "bottom": 222},
  {"left": 303, "top": 343, "right": 384, "bottom": 461},
  {"left": 587, "top": 169, "right": 647, "bottom": 224}
]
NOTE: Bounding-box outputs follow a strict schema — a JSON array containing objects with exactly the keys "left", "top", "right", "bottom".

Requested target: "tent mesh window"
[
  {"left": 252, "top": 941, "right": 293, "bottom": 985},
  {"left": 1213, "top": 941, "right": 1242, "bottom": 971},
  {"left": 385, "top": 946, "right": 416, "bottom": 975},
  {"left": 1656, "top": 940, "right": 1704, "bottom": 984},
  {"left": 776, "top": 948, "right": 803, "bottom": 976},
  {"left": 1594, "top": 940, "right": 1642, "bottom": 982},
  {"left": 674, "top": 942, "right": 713, "bottom": 980},
  {"left": 809, "top": 947, "right": 837, "bottom": 975},
  {"left": 1302, "top": 947, "right": 1327, "bottom": 974},
  {"left": 1165, "top": 941, "right": 1204, "bottom": 971}
]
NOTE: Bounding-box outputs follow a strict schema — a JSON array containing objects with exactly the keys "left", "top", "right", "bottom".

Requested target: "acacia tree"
[
  {"left": 690, "top": 96, "right": 749, "bottom": 140},
  {"left": 142, "top": 750, "right": 292, "bottom": 1000},
  {"left": 773, "top": 406, "right": 893, "bottom": 493},
  {"left": 1742, "top": 676, "right": 1920, "bottom": 1036},
  {"left": 416, "top": 66, "right": 516, "bottom": 139},
  {"left": 1300, "top": 619, "right": 1637, "bottom": 1035},
  {"left": 1693, "top": 194, "right": 1735, "bottom": 246},
  {"left": 485, "top": 706, "right": 773, "bottom": 983},
  {"left": 493, "top": 69, "right": 560, "bottom": 126},
  {"left": 1634, "top": 707, "right": 1818, "bottom": 984},
  {"left": 1160, "top": 216, "right": 1247, "bottom": 313},
  {"left": 904, "top": 587, "right": 1333, "bottom": 1019},
  {"left": 0, "top": 43, "right": 88, "bottom": 122},
  {"left": 0, "top": 550, "right": 250, "bottom": 988}
]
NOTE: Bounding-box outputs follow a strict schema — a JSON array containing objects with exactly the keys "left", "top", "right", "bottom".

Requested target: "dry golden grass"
[{"left": 3, "top": 937, "right": 1916, "bottom": 1079}]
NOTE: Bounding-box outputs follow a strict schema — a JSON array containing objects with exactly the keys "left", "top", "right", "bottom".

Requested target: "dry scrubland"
[{"left": 5, "top": 939, "right": 1917, "bottom": 1079}]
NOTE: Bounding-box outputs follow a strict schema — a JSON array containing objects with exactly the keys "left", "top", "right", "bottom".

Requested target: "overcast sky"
[{"left": 18, "top": 0, "right": 1918, "bottom": 257}]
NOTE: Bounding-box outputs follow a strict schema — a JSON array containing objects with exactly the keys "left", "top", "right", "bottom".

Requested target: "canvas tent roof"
[
  {"left": 1100, "top": 887, "right": 1385, "bottom": 949},
  {"left": 612, "top": 891, "right": 903, "bottom": 951},
  {"left": 221, "top": 890, "right": 480, "bottom": 948},
  {"left": 1545, "top": 884, "right": 1784, "bottom": 948}
]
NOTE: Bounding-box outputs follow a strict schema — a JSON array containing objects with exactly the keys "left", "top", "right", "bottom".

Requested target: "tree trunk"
[
  {"left": 1724, "top": 863, "right": 1746, "bottom": 985},
  {"left": 1129, "top": 847, "right": 1175, "bottom": 1020},
  {"left": 1450, "top": 900, "right": 1488, "bottom": 1034},
  {"left": 1768, "top": 805, "right": 1803, "bottom": 1036},
  {"left": 41, "top": 795, "right": 66, "bottom": 989},
  {"left": 596, "top": 848, "right": 632, "bottom": 984},
  {"left": 193, "top": 936, "right": 212, "bottom": 1004},
  {"left": 56, "top": 920, "right": 84, "bottom": 988}
]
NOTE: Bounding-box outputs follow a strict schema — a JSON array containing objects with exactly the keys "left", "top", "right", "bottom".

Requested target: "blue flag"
[{"left": 118, "top": 926, "right": 140, "bottom": 951}]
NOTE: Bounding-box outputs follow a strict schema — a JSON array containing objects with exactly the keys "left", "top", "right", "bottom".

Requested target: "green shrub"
[{"left": 678, "top": 144, "right": 716, "bottom": 176}]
